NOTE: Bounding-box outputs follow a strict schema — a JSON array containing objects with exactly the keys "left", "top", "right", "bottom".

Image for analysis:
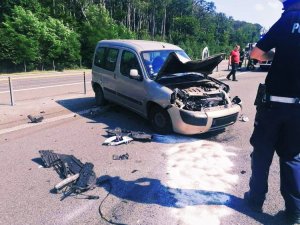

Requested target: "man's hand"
[{"left": 250, "top": 47, "right": 275, "bottom": 61}]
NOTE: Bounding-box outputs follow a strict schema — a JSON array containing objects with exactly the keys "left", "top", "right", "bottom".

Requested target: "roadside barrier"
[
  {"left": 8, "top": 77, "right": 14, "bottom": 106},
  {"left": 1, "top": 71, "right": 88, "bottom": 106},
  {"left": 84, "top": 71, "right": 86, "bottom": 95}
]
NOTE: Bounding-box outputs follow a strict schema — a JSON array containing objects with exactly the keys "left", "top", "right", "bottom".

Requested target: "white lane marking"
[
  {"left": 166, "top": 140, "right": 238, "bottom": 225},
  {"left": 0, "top": 72, "right": 90, "bottom": 81},
  {"left": 0, "top": 82, "right": 84, "bottom": 94},
  {"left": 0, "top": 107, "right": 108, "bottom": 135},
  {"left": 61, "top": 201, "right": 96, "bottom": 225}
]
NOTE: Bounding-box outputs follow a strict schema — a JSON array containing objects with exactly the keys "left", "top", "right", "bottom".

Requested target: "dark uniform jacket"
[{"left": 256, "top": 9, "right": 300, "bottom": 97}]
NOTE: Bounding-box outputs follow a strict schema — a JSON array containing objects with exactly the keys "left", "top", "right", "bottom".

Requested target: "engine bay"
[{"left": 170, "top": 80, "right": 228, "bottom": 111}]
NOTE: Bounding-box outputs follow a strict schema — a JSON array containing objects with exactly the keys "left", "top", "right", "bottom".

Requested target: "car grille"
[{"left": 210, "top": 113, "right": 239, "bottom": 130}]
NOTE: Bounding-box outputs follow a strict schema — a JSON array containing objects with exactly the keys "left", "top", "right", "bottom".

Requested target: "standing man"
[
  {"left": 239, "top": 48, "right": 246, "bottom": 70},
  {"left": 245, "top": 0, "right": 300, "bottom": 224},
  {"left": 226, "top": 45, "right": 240, "bottom": 81}
]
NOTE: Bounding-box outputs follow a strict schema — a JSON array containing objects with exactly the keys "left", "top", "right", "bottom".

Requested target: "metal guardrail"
[
  {"left": 8, "top": 77, "right": 14, "bottom": 106},
  {"left": 1, "top": 72, "right": 87, "bottom": 106}
]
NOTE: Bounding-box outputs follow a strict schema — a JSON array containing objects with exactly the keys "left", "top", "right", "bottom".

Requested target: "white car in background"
[{"left": 91, "top": 40, "right": 242, "bottom": 135}]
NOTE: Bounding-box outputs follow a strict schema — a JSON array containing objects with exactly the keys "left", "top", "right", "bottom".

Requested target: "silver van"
[{"left": 91, "top": 40, "right": 241, "bottom": 135}]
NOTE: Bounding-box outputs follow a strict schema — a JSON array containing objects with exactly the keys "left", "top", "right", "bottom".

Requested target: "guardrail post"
[
  {"left": 8, "top": 77, "right": 15, "bottom": 106},
  {"left": 83, "top": 71, "right": 86, "bottom": 94}
]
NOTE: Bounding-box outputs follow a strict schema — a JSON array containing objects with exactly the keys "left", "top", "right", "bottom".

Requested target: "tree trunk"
[
  {"left": 133, "top": 7, "right": 136, "bottom": 32},
  {"left": 24, "top": 61, "right": 26, "bottom": 72},
  {"left": 127, "top": 2, "right": 131, "bottom": 30},
  {"left": 53, "top": 60, "right": 56, "bottom": 71},
  {"left": 53, "top": 0, "right": 55, "bottom": 15},
  {"left": 162, "top": 7, "right": 166, "bottom": 39},
  {"left": 152, "top": 12, "right": 155, "bottom": 39}
]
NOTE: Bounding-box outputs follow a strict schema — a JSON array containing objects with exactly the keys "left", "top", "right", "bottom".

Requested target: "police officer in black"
[{"left": 245, "top": 0, "right": 300, "bottom": 224}]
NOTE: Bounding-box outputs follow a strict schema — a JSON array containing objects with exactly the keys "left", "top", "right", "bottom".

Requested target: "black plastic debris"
[
  {"left": 112, "top": 153, "right": 129, "bottom": 160},
  {"left": 39, "top": 150, "right": 97, "bottom": 198},
  {"left": 106, "top": 127, "right": 153, "bottom": 142},
  {"left": 28, "top": 114, "right": 44, "bottom": 123}
]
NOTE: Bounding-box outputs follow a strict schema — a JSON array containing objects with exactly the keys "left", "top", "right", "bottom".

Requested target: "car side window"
[
  {"left": 120, "top": 50, "right": 142, "bottom": 77},
  {"left": 94, "top": 47, "right": 119, "bottom": 72},
  {"left": 94, "top": 47, "right": 105, "bottom": 68},
  {"left": 105, "top": 48, "right": 119, "bottom": 71}
]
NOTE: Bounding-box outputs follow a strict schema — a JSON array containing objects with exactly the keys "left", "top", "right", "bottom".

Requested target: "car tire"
[
  {"left": 95, "top": 86, "right": 106, "bottom": 106},
  {"left": 149, "top": 106, "right": 173, "bottom": 134}
]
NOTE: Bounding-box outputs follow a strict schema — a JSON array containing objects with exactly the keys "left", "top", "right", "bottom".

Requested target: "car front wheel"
[{"left": 149, "top": 106, "right": 172, "bottom": 134}]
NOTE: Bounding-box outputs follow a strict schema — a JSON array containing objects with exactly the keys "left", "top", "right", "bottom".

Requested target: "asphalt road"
[{"left": 0, "top": 68, "right": 287, "bottom": 225}]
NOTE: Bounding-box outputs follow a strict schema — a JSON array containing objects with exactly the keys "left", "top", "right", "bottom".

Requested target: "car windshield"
[{"left": 141, "top": 50, "right": 190, "bottom": 79}]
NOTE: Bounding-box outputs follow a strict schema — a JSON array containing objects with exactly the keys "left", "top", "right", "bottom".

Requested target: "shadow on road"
[
  {"left": 97, "top": 175, "right": 286, "bottom": 225},
  {"left": 56, "top": 97, "right": 96, "bottom": 112},
  {"left": 57, "top": 97, "right": 151, "bottom": 133},
  {"left": 56, "top": 97, "right": 230, "bottom": 143}
]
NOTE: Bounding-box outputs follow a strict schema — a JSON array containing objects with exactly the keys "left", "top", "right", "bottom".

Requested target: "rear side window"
[
  {"left": 94, "top": 47, "right": 105, "bottom": 68},
  {"left": 94, "top": 47, "right": 119, "bottom": 72},
  {"left": 120, "top": 51, "right": 142, "bottom": 76}
]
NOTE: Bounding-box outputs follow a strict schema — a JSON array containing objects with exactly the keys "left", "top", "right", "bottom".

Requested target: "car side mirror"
[{"left": 130, "top": 69, "right": 142, "bottom": 81}]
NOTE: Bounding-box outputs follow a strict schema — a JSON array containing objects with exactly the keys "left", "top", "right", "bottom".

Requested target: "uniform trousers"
[{"left": 249, "top": 102, "right": 300, "bottom": 217}]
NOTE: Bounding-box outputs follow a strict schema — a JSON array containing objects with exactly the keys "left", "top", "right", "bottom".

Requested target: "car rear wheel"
[
  {"left": 95, "top": 86, "right": 106, "bottom": 106},
  {"left": 149, "top": 106, "right": 172, "bottom": 134}
]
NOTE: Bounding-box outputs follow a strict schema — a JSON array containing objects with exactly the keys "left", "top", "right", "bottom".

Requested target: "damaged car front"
[{"left": 142, "top": 51, "right": 242, "bottom": 135}]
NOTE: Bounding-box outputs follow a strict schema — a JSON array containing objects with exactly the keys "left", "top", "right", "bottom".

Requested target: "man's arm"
[
  {"left": 250, "top": 46, "right": 275, "bottom": 61},
  {"left": 228, "top": 54, "right": 232, "bottom": 65}
]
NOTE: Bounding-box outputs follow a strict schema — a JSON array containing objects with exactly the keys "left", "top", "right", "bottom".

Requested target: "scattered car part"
[
  {"left": 239, "top": 114, "right": 249, "bottom": 122},
  {"left": 106, "top": 127, "right": 153, "bottom": 142},
  {"left": 55, "top": 173, "right": 80, "bottom": 191},
  {"left": 102, "top": 136, "right": 133, "bottom": 146},
  {"left": 39, "top": 150, "right": 97, "bottom": 197},
  {"left": 112, "top": 153, "right": 129, "bottom": 160},
  {"left": 27, "top": 115, "right": 44, "bottom": 123}
]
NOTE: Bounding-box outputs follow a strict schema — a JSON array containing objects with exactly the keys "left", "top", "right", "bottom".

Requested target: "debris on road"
[
  {"left": 112, "top": 153, "right": 129, "bottom": 160},
  {"left": 239, "top": 114, "right": 249, "bottom": 122},
  {"left": 27, "top": 114, "right": 44, "bottom": 123},
  {"left": 106, "top": 127, "right": 153, "bottom": 142},
  {"left": 103, "top": 135, "right": 133, "bottom": 146},
  {"left": 38, "top": 150, "right": 97, "bottom": 199}
]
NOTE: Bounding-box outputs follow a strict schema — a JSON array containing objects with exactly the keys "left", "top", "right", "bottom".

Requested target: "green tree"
[
  {"left": 81, "top": 5, "right": 134, "bottom": 66},
  {"left": 40, "top": 17, "right": 81, "bottom": 70},
  {"left": 1, "top": 6, "right": 41, "bottom": 71}
]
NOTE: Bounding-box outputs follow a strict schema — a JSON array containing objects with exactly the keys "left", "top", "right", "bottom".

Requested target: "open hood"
[{"left": 155, "top": 52, "right": 225, "bottom": 80}]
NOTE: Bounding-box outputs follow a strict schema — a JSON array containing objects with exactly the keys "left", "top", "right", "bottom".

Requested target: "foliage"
[
  {"left": 0, "top": 0, "right": 263, "bottom": 72},
  {"left": 81, "top": 5, "right": 135, "bottom": 66}
]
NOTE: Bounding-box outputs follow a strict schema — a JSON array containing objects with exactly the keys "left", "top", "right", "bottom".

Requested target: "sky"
[{"left": 211, "top": 0, "right": 284, "bottom": 28}]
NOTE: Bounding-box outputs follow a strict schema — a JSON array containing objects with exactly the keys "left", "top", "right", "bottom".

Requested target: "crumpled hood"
[{"left": 155, "top": 52, "right": 225, "bottom": 80}]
